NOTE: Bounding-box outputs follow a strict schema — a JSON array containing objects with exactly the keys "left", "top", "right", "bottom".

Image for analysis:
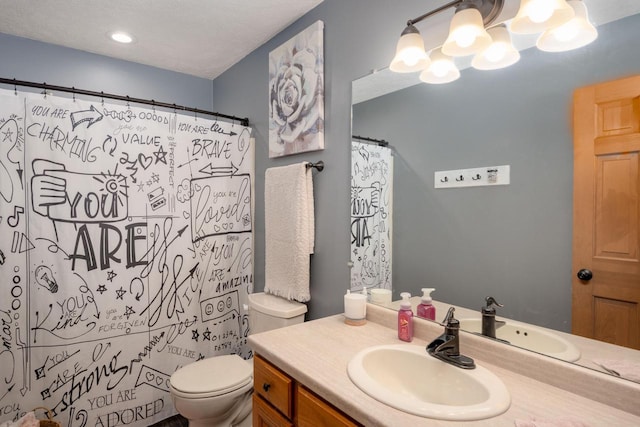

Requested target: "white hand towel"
[{"left": 264, "top": 162, "right": 315, "bottom": 302}]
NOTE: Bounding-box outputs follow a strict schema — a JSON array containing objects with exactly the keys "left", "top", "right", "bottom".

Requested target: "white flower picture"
[{"left": 269, "top": 20, "right": 324, "bottom": 157}]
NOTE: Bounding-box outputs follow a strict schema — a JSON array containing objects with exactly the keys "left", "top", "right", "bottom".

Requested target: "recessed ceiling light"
[{"left": 110, "top": 32, "right": 134, "bottom": 44}]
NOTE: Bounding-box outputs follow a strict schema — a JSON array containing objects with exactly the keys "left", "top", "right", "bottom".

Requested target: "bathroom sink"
[
  {"left": 347, "top": 344, "right": 510, "bottom": 421},
  {"left": 458, "top": 318, "right": 581, "bottom": 362}
]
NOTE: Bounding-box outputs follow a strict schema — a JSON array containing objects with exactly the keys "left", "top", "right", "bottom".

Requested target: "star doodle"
[
  {"left": 106, "top": 270, "right": 117, "bottom": 282},
  {"left": 97, "top": 284, "right": 107, "bottom": 294},
  {"left": 202, "top": 328, "right": 211, "bottom": 341},
  {"left": 137, "top": 182, "right": 146, "bottom": 192},
  {"left": 115, "top": 287, "right": 126, "bottom": 300},
  {"left": 152, "top": 172, "right": 160, "bottom": 183},
  {"left": 2, "top": 127, "right": 14, "bottom": 142},
  {"left": 152, "top": 145, "right": 168, "bottom": 165},
  {"left": 191, "top": 329, "right": 199, "bottom": 341},
  {"left": 146, "top": 179, "right": 153, "bottom": 186},
  {"left": 124, "top": 306, "right": 135, "bottom": 319}
]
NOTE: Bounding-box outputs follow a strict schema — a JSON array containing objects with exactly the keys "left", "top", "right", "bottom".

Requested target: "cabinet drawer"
[
  {"left": 254, "top": 355, "right": 293, "bottom": 419},
  {"left": 253, "top": 394, "right": 293, "bottom": 427},
  {"left": 295, "top": 385, "right": 361, "bottom": 427}
]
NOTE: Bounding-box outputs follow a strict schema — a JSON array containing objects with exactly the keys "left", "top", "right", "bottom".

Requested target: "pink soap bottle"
[
  {"left": 398, "top": 292, "right": 413, "bottom": 342},
  {"left": 417, "top": 288, "right": 436, "bottom": 321}
]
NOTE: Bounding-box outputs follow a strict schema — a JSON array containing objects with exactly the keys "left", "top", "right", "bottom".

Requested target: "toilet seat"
[{"left": 170, "top": 355, "right": 253, "bottom": 399}]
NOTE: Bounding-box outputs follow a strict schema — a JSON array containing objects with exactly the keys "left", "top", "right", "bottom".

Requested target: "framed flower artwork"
[{"left": 269, "top": 20, "right": 324, "bottom": 158}]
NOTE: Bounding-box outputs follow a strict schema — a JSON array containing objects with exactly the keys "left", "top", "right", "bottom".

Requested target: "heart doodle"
[
  {"left": 138, "top": 153, "right": 153, "bottom": 170},
  {"left": 183, "top": 211, "right": 190, "bottom": 220}
]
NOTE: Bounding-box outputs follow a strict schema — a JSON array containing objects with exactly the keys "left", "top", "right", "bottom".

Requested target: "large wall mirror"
[{"left": 351, "top": 4, "right": 640, "bottom": 382}]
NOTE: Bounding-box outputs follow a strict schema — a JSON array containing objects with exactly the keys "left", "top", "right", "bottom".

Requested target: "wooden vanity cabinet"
[{"left": 253, "top": 354, "right": 361, "bottom": 427}]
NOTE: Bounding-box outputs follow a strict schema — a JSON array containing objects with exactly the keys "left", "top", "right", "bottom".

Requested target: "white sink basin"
[
  {"left": 459, "top": 318, "right": 581, "bottom": 362},
  {"left": 347, "top": 344, "right": 510, "bottom": 421}
]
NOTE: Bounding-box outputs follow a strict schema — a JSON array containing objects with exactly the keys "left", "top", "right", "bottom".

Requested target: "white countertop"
[{"left": 249, "top": 305, "right": 640, "bottom": 427}]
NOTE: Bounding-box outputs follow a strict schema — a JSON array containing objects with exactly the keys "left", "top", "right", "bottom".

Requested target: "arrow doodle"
[
  {"left": 70, "top": 105, "right": 103, "bottom": 130},
  {"left": 198, "top": 162, "right": 238, "bottom": 177}
]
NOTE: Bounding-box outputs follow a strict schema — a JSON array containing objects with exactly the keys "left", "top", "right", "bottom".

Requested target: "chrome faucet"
[
  {"left": 481, "top": 296, "right": 505, "bottom": 339},
  {"left": 426, "top": 307, "right": 476, "bottom": 370}
]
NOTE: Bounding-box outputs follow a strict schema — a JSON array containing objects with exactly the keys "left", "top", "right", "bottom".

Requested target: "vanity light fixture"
[
  {"left": 536, "top": 0, "right": 598, "bottom": 52},
  {"left": 389, "top": 0, "right": 503, "bottom": 73},
  {"left": 420, "top": 48, "right": 460, "bottom": 84},
  {"left": 510, "top": 0, "right": 574, "bottom": 34},
  {"left": 471, "top": 24, "right": 520, "bottom": 70},
  {"left": 389, "top": 0, "right": 597, "bottom": 84}
]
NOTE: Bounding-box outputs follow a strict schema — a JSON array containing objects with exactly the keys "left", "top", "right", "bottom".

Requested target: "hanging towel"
[{"left": 264, "top": 162, "right": 315, "bottom": 302}]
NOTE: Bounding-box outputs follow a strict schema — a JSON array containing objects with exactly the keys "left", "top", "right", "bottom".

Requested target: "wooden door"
[{"left": 573, "top": 75, "right": 640, "bottom": 349}]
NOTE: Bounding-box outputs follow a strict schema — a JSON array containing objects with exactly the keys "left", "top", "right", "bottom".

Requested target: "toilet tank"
[{"left": 248, "top": 292, "right": 307, "bottom": 335}]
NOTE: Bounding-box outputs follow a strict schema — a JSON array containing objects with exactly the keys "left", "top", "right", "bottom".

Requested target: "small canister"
[{"left": 344, "top": 290, "right": 367, "bottom": 326}]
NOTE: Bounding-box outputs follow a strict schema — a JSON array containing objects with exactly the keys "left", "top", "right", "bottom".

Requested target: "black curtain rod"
[
  {"left": 0, "top": 77, "right": 250, "bottom": 127},
  {"left": 352, "top": 135, "right": 389, "bottom": 146}
]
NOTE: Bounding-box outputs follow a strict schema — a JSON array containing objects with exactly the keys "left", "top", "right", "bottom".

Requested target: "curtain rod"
[
  {"left": 352, "top": 135, "right": 389, "bottom": 146},
  {"left": 0, "top": 77, "right": 250, "bottom": 127}
]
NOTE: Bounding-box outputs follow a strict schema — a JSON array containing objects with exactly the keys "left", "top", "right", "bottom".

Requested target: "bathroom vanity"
[
  {"left": 249, "top": 304, "right": 640, "bottom": 426},
  {"left": 253, "top": 355, "right": 360, "bottom": 426}
]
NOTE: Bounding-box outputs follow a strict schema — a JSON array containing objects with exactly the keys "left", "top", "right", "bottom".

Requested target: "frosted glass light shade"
[
  {"left": 442, "top": 6, "right": 492, "bottom": 57},
  {"left": 420, "top": 49, "right": 460, "bottom": 84},
  {"left": 472, "top": 25, "right": 520, "bottom": 70},
  {"left": 510, "top": 0, "right": 574, "bottom": 34},
  {"left": 537, "top": 1, "right": 597, "bottom": 52},
  {"left": 390, "top": 25, "right": 431, "bottom": 73}
]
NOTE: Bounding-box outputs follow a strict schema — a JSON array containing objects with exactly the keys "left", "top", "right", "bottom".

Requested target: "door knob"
[{"left": 577, "top": 269, "right": 593, "bottom": 281}]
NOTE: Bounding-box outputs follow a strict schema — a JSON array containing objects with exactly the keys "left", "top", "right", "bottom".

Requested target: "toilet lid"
[{"left": 170, "top": 355, "right": 252, "bottom": 396}]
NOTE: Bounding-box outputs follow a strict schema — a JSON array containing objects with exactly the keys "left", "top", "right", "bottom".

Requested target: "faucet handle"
[
  {"left": 442, "top": 307, "right": 460, "bottom": 331},
  {"left": 442, "top": 306, "right": 456, "bottom": 325},
  {"left": 484, "top": 296, "right": 503, "bottom": 309}
]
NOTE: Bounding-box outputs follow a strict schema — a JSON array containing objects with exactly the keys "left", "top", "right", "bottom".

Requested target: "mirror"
[{"left": 350, "top": 8, "right": 640, "bottom": 379}]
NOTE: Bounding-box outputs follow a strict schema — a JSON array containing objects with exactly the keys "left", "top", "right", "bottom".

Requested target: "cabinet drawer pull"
[{"left": 262, "top": 382, "right": 271, "bottom": 392}]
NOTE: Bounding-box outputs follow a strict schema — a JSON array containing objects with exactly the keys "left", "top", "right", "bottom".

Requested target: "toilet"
[{"left": 169, "top": 292, "right": 307, "bottom": 427}]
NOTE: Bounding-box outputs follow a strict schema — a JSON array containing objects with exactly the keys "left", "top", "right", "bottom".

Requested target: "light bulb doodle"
[{"left": 35, "top": 265, "right": 58, "bottom": 293}]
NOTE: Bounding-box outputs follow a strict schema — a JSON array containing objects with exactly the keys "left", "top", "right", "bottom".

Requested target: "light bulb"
[
  {"left": 453, "top": 26, "right": 478, "bottom": 48},
  {"left": 484, "top": 43, "right": 507, "bottom": 63},
  {"left": 431, "top": 61, "right": 450, "bottom": 78},
  {"left": 527, "top": 1, "right": 554, "bottom": 23},
  {"left": 35, "top": 265, "right": 58, "bottom": 293},
  {"left": 553, "top": 21, "right": 580, "bottom": 42}
]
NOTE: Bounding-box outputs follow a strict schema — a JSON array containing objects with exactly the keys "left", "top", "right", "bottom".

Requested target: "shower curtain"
[
  {"left": 0, "top": 89, "right": 254, "bottom": 426},
  {"left": 350, "top": 140, "right": 393, "bottom": 291}
]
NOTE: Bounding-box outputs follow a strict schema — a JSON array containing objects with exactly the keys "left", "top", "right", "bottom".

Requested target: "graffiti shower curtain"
[
  {"left": 350, "top": 141, "right": 392, "bottom": 291},
  {"left": 0, "top": 89, "right": 254, "bottom": 426}
]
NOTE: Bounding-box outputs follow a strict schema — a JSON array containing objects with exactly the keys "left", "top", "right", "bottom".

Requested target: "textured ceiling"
[{"left": 0, "top": 0, "right": 323, "bottom": 79}]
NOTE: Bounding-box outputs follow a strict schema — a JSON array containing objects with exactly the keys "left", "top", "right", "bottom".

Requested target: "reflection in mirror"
[
  {"left": 350, "top": 10, "right": 640, "bottom": 382},
  {"left": 350, "top": 138, "right": 393, "bottom": 292}
]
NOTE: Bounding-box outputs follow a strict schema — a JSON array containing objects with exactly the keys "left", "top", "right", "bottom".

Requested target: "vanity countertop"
[{"left": 249, "top": 307, "right": 640, "bottom": 426}]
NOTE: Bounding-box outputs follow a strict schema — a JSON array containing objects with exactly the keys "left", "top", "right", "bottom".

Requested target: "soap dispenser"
[
  {"left": 417, "top": 288, "right": 436, "bottom": 320},
  {"left": 398, "top": 292, "right": 414, "bottom": 342}
]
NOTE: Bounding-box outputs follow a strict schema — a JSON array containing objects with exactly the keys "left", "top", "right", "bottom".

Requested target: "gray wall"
[
  {"left": 210, "top": 2, "right": 640, "bottom": 327},
  {"left": 352, "top": 14, "right": 640, "bottom": 331},
  {"left": 0, "top": 33, "right": 214, "bottom": 109},
  {"left": 209, "top": 0, "right": 469, "bottom": 320},
  {"left": 3, "top": 2, "right": 639, "bottom": 326}
]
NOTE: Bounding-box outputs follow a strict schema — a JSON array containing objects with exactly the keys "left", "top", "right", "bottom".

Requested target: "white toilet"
[{"left": 169, "top": 292, "right": 307, "bottom": 427}]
